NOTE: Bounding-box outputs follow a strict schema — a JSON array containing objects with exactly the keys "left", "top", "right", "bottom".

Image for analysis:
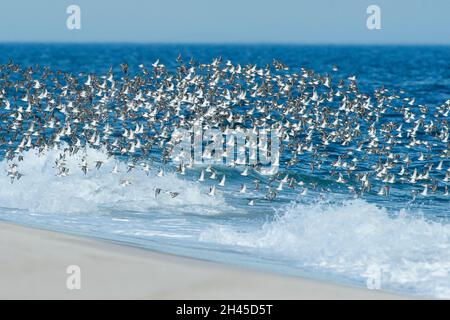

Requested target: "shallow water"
[{"left": 0, "top": 44, "right": 449, "bottom": 298}]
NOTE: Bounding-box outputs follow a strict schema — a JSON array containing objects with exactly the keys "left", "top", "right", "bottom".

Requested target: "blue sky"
[{"left": 0, "top": 0, "right": 449, "bottom": 43}]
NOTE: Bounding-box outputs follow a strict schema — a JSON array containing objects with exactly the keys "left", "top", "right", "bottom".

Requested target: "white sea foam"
[
  {"left": 0, "top": 147, "right": 225, "bottom": 214},
  {"left": 200, "top": 199, "right": 450, "bottom": 298}
]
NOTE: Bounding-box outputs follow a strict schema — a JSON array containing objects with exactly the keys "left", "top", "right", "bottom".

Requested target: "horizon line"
[{"left": 0, "top": 41, "right": 449, "bottom": 46}]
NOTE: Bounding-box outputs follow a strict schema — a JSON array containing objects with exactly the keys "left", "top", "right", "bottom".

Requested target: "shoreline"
[{"left": 0, "top": 221, "right": 407, "bottom": 299}]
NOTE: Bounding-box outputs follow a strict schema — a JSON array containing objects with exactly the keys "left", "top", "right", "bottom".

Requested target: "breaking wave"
[
  {"left": 200, "top": 199, "right": 450, "bottom": 298},
  {"left": 0, "top": 146, "right": 225, "bottom": 215}
]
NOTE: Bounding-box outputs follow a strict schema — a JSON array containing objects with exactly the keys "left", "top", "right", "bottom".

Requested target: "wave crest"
[{"left": 200, "top": 199, "right": 450, "bottom": 298}]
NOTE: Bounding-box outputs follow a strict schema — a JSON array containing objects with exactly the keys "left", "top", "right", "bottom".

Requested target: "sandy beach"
[{"left": 0, "top": 221, "right": 406, "bottom": 299}]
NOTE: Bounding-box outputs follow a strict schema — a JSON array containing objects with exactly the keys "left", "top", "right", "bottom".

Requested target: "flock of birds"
[{"left": 0, "top": 55, "right": 449, "bottom": 206}]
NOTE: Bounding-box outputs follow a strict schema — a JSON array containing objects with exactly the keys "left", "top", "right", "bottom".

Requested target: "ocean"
[{"left": 0, "top": 44, "right": 449, "bottom": 298}]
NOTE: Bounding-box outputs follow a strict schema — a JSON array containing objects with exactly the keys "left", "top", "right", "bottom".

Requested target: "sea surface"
[{"left": 0, "top": 44, "right": 449, "bottom": 298}]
